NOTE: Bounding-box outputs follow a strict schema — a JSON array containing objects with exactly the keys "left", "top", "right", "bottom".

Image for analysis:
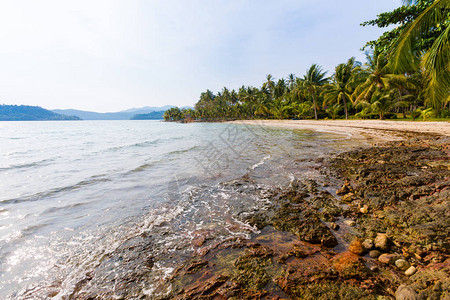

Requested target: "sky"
[{"left": 0, "top": 0, "right": 401, "bottom": 112}]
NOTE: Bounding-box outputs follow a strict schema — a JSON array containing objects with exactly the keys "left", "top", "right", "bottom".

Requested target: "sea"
[{"left": 0, "top": 120, "right": 361, "bottom": 298}]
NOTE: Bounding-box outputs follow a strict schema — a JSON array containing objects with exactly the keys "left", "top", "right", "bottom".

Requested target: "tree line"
[{"left": 164, "top": 0, "right": 449, "bottom": 122}]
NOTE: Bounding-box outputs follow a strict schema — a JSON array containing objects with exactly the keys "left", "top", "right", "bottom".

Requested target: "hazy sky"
[{"left": 0, "top": 0, "right": 400, "bottom": 112}]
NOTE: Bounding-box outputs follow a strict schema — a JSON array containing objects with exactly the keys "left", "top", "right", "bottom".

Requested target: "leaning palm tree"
[
  {"left": 301, "top": 64, "right": 329, "bottom": 120},
  {"left": 389, "top": 0, "right": 450, "bottom": 110},
  {"left": 322, "top": 57, "right": 361, "bottom": 119}
]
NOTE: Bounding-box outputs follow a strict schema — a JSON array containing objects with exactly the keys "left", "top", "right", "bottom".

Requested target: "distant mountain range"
[
  {"left": 130, "top": 111, "right": 165, "bottom": 120},
  {"left": 0, "top": 105, "right": 80, "bottom": 121},
  {"left": 53, "top": 106, "right": 193, "bottom": 120}
]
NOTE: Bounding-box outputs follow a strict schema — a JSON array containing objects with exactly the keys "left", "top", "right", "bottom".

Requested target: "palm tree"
[
  {"left": 322, "top": 57, "right": 361, "bottom": 119},
  {"left": 371, "top": 90, "right": 394, "bottom": 120},
  {"left": 353, "top": 52, "right": 390, "bottom": 103},
  {"left": 389, "top": 0, "right": 450, "bottom": 110},
  {"left": 301, "top": 64, "right": 329, "bottom": 120}
]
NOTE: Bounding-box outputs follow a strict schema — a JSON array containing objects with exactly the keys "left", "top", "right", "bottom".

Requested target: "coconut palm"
[
  {"left": 389, "top": 0, "right": 450, "bottom": 110},
  {"left": 353, "top": 52, "right": 391, "bottom": 103},
  {"left": 371, "top": 90, "right": 395, "bottom": 120},
  {"left": 301, "top": 64, "right": 329, "bottom": 120},
  {"left": 322, "top": 57, "right": 361, "bottom": 119}
]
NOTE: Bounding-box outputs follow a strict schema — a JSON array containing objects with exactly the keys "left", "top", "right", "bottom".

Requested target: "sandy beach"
[{"left": 228, "top": 120, "right": 450, "bottom": 142}]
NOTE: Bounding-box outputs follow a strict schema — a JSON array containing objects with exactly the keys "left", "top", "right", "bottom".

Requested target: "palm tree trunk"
[
  {"left": 311, "top": 92, "right": 318, "bottom": 120},
  {"left": 342, "top": 94, "right": 348, "bottom": 120}
]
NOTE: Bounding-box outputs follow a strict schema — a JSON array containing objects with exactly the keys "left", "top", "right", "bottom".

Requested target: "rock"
[
  {"left": 405, "top": 266, "right": 417, "bottom": 276},
  {"left": 344, "top": 219, "right": 356, "bottom": 227},
  {"left": 360, "top": 205, "right": 369, "bottom": 214},
  {"left": 378, "top": 253, "right": 397, "bottom": 264},
  {"left": 349, "top": 238, "right": 365, "bottom": 255},
  {"left": 374, "top": 233, "right": 390, "bottom": 251},
  {"left": 395, "top": 259, "right": 410, "bottom": 271},
  {"left": 362, "top": 239, "right": 374, "bottom": 250},
  {"left": 330, "top": 222, "right": 340, "bottom": 230},
  {"left": 395, "top": 284, "right": 418, "bottom": 300},
  {"left": 341, "top": 193, "right": 355, "bottom": 202},
  {"left": 336, "top": 182, "right": 351, "bottom": 195},
  {"left": 331, "top": 251, "right": 370, "bottom": 280},
  {"left": 369, "top": 250, "right": 381, "bottom": 258}
]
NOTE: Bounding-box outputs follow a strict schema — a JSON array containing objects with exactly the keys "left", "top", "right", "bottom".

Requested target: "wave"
[
  {"left": 0, "top": 176, "right": 110, "bottom": 204},
  {"left": 250, "top": 155, "right": 271, "bottom": 170},
  {"left": 0, "top": 157, "right": 59, "bottom": 172}
]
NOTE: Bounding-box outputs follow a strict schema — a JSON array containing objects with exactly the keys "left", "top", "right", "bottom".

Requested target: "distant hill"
[
  {"left": 130, "top": 111, "right": 165, "bottom": 120},
  {"left": 53, "top": 106, "right": 193, "bottom": 120},
  {"left": 0, "top": 105, "right": 80, "bottom": 121}
]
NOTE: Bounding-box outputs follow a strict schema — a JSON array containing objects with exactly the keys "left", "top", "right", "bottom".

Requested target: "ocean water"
[{"left": 0, "top": 120, "right": 360, "bottom": 298}]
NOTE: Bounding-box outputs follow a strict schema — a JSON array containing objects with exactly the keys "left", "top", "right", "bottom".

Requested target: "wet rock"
[
  {"left": 349, "top": 238, "right": 365, "bottom": 255},
  {"left": 271, "top": 202, "right": 338, "bottom": 247},
  {"left": 395, "top": 259, "right": 410, "bottom": 271},
  {"left": 369, "top": 250, "right": 381, "bottom": 258},
  {"left": 395, "top": 284, "right": 418, "bottom": 300},
  {"left": 185, "top": 260, "right": 209, "bottom": 274},
  {"left": 374, "top": 233, "right": 390, "bottom": 251},
  {"left": 378, "top": 253, "right": 397, "bottom": 264},
  {"left": 362, "top": 239, "right": 374, "bottom": 250},
  {"left": 405, "top": 266, "right": 417, "bottom": 276},
  {"left": 331, "top": 251, "right": 370, "bottom": 280}
]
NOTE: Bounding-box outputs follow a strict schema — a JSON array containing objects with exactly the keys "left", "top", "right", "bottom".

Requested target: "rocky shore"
[{"left": 163, "top": 134, "right": 449, "bottom": 299}]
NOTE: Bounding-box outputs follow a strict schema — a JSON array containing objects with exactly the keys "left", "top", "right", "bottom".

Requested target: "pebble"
[
  {"left": 330, "top": 222, "right": 340, "bottom": 230},
  {"left": 374, "top": 233, "right": 390, "bottom": 251},
  {"left": 395, "top": 259, "right": 410, "bottom": 271},
  {"left": 379, "top": 253, "right": 397, "bottom": 264},
  {"left": 360, "top": 205, "right": 369, "bottom": 214},
  {"left": 362, "top": 239, "right": 374, "bottom": 250},
  {"left": 405, "top": 266, "right": 417, "bottom": 276},
  {"left": 369, "top": 250, "right": 381, "bottom": 258},
  {"left": 344, "top": 219, "right": 356, "bottom": 227}
]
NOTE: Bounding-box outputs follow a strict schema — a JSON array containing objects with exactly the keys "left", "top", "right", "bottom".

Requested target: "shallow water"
[{"left": 0, "top": 120, "right": 361, "bottom": 298}]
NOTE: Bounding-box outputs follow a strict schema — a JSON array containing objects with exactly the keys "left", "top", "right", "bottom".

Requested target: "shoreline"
[
  {"left": 162, "top": 130, "right": 449, "bottom": 299},
  {"left": 227, "top": 120, "right": 450, "bottom": 143}
]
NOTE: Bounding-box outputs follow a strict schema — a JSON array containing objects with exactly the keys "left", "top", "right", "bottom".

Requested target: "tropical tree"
[
  {"left": 322, "top": 57, "right": 361, "bottom": 119},
  {"left": 353, "top": 52, "right": 391, "bottom": 103},
  {"left": 389, "top": 0, "right": 450, "bottom": 110},
  {"left": 301, "top": 64, "right": 329, "bottom": 120},
  {"left": 370, "top": 90, "right": 395, "bottom": 120}
]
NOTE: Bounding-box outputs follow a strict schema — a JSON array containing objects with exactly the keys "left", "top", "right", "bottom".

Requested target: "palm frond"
[{"left": 390, "top": 0, "right": 450, "bottom": 74}]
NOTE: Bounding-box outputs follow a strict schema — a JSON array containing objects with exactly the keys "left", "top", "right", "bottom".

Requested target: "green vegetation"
[{"left": 167, "top": 0, "right": 449, "bottom": 122}]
